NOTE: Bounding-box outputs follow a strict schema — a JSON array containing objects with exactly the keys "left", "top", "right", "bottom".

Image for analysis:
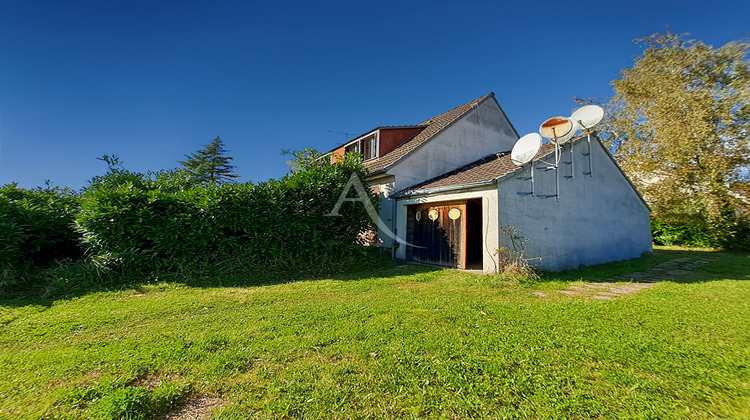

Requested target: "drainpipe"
[{"left": 391, "top": 196, "right": 397, "bottom": 260}]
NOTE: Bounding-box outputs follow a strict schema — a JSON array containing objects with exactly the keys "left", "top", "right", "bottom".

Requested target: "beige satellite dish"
[
  {"left": 554, "top": 119, "right": 580, "bottom": 144},
  {"left": 540, "top": 116, "right": 574, "bottom": 144}
]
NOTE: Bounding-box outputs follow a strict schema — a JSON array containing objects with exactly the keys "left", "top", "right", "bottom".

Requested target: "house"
[{"left": 325, "top": 93, "right": 653, "bottom": 273}]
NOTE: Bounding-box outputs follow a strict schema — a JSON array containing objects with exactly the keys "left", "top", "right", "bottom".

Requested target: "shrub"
[
  {"left": 0, "top": 184, "right": 82, "bottom": 268},
  {"left": 720, "top": 218, "right": 750, "bottom": 251},
  {"left": 650, "top": 219, "right": 718, "bottom": 248},
  {"left": 651, "top": 216, "right": 750, "bottom": 250},
  {"left": 75, "top": 155, "right": 375, "bottom": 274}
]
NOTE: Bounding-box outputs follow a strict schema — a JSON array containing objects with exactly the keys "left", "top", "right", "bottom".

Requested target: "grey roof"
[
  {"left": 358, "top": 93, "right": 497, "bottom": 173},
  {"left": 393, "top": 142, "right": 558, "bottom": 196},
  {"left": 394, "top": 134, "right": 651, "bottom": 211}
]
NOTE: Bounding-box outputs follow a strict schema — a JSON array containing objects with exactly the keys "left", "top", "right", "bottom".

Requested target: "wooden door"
[{"left": 406, "top": 201, "right": 467, "bottom": 268}]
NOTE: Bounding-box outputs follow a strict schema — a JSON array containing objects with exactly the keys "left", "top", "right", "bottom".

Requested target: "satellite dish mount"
[
  {"left": 570, "top": 105, "right": 604, "bottom": 176},
  {"left": 510, "top": 133, "right": 543, "bottom": 196}
]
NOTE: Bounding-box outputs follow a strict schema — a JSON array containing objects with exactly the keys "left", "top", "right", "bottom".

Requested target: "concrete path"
[{"left": 539, "top": 257, "right": 714, "bottom": 300}]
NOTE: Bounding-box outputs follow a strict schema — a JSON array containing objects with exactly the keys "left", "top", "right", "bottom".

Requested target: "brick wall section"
[
  {"left": 331, "top": 146, "right": 346, "bottom": 163},
  {"left": 378, "top": 128, "right": 425, "bottom": 157}
]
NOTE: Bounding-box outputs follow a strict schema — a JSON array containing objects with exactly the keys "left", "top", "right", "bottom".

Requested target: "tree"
[
  {"left": 180, "top": 137, "right": 240, "bottom": 184},
  {"left": 604, "top": 31, "right": 749, "bottom": 246},
  {"left": 282, "top": 148, "right": 327, "bottom": 173}
]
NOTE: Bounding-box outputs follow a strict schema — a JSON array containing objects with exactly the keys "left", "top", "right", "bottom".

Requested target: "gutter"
[{"left": 390, "top": 179, "right": 498, "bottom": 199}]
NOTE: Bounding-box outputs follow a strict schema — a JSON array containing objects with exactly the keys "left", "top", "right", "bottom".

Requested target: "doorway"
[{"left": 405, "top": 198, "right": 482, "bottom": 269}]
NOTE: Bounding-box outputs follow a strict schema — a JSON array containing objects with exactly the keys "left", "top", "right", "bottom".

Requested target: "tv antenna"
[
  {"left": 328, "top": 130, "right": 355, "bottom": 143},
  {"left": 510, "top": 133, "right": 542, "bottom": 197},
  {"left": 570, "top": 105, "right": 604, "bottom": 176}
]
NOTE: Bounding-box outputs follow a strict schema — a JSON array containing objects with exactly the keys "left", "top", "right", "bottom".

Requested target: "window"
[
  {"left": 345, "top": 142, "right": 359, "bottom": 155},
  {"left": 343, "top": 133, "right": 378, "bottom": 161},
  {"left": 361, "top": 135, "right": 377, "bottom": 161}
]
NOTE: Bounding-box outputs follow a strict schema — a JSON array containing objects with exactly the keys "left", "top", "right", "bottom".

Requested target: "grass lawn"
[{"left": 1, "top": 247, "right": 749, "bottom": 419}]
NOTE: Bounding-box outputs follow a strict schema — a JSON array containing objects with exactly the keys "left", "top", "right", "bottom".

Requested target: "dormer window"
[
  {"left": 344, "top": 132, "right": 378, "bottom": 161},
  {"left": 361, "top": 134, "right": 377, "bottom": 161}
]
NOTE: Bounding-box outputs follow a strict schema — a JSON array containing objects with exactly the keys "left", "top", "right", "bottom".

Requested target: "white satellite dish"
[
  {"left": 511, "top": 133, "right": 542, "bottom": 166},
  {"left": 539, "top": 116, "right": 573, "bottom": 144},
  {"left": 571, "top": 105, "right": 604, "bottom": 131}
]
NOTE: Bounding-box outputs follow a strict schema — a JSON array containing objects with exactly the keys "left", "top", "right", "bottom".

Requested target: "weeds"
[{"left": 496, "top": 225, "right": 540, "bottom": 279}]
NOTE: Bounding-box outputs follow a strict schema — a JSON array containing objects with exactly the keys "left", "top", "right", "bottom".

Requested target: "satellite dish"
[
  {"left": 539, "top": 116, "right": 573, "bottom": 143},
  {"left": 555, "top": 119, "right": 581, "bottom": 144},
  {"left": 571, "top": 105, "right": 604, "bottom": 131},
  {"left": 511, "top": 133, "right": 542, "bottom": 166}
]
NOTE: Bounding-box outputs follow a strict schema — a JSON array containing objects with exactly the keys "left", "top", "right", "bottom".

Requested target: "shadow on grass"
[
  {"left": 541, "top": 247, "right": 749, "bottom": 284},
  {"left": 0, "top": 253, "right": 442, "bottom": 309},
  {"left": 2, "top": 247, "right": 747, "bottom": 308}
]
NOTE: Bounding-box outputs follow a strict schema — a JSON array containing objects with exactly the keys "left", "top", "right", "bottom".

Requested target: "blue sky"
[{"left": 1, "top": 0, "right": 748, "bottom": 189}]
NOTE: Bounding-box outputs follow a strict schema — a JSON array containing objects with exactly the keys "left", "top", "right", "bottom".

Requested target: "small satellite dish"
[
  {"left": 540, "top": 116, "right": 573, "bottom": 143},
  {"left": 571, "top": 105, "right": 604, "bottom": 130},
  {"left": 511, "top": 133, "right": 542, "bottom": 166}
]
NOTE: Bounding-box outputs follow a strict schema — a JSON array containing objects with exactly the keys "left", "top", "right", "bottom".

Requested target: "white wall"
[
  {"left": 370, "top": 175, "right": 396, "bottom": 248},
  {"left": 394, "top": 187, "right": 500, "bottom": 274},
  {"left": 496, "top": 137, "right": 652, "bottom": 271},
  {"left": 388, "top": 99, "right": 518, "bottom": 190}
]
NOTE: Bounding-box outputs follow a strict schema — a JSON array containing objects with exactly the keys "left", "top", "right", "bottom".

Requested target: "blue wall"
[{"left": 496, "top": 136, "right": 652, "bottom": 272}]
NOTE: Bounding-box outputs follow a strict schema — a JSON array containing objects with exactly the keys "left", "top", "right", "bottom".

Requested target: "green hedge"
[
  {"left": 75, "top": 156, "right": 375, "bottom": 273},
  {"left": 651, "top": 219, "right": 717, "bottom": 248},
  {"left": 651, "top": 217, "right": 750, "bottom": 250},
  {"left": 0, "top": 184, "right": 82, "bottom": 268}
]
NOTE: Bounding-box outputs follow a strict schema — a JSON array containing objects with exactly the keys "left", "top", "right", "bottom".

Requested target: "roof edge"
[
  {"left": 391, "top": 179, "right": 498, "bottom": 199},
  {"left": 324, "top": 125, "right": 429, "bottom": 155},
  {"left": 382, "top": 92, "right": 502, "bottom": 171}
]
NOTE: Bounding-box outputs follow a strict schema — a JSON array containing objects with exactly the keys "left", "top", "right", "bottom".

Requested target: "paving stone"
[
  {"left": 584, "top": 283, "right": 615, "bottom": 289},
  {"left": 611, "top": 286, "right": 653, "bottom": 294},
  {"left": 559, "top": 258, "right": 707, "bottom": 300}
]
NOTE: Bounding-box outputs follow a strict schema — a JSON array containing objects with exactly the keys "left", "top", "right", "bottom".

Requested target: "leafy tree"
[
  {"left": 604, "top": 31, "right": 749, "bottom": 247},
  {"left": 282, "top": 148, "right": 327, "bottom": 173},
  {"left": 180, "top": 137, "right": 240, "bottom": 184}
]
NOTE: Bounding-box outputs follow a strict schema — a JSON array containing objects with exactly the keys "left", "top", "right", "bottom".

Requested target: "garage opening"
[
  {"left": 465, "top": 198, "right": 483, "bottom": 269},
  {"left": 405, "top": 198, "right": 483, "bottom": 269}
]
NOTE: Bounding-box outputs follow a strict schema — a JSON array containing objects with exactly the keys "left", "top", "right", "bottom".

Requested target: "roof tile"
[
  {"left": 363, "top": 93, "right": 496, "bottom": 173},
  {"left": 395, "top": 142, "right": 558, "bottom": 195}
]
